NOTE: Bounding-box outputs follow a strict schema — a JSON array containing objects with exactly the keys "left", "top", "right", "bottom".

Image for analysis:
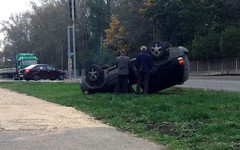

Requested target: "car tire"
[
  {"left": 162, "top": 41, "right": 172, "bottom": 51},
  {"left": 148, "top": 40, "right": 171, "bottom": 59},
  {"left": 59, "top": 74, "right": 64, "bottom": 80},
  {"left": 101, "top": 64, "right": 110, "bottom": 70},
  {"left": 85, "top": 64, "right": 104, "bottom": 83},
  {"left": 148, "top": 40, "right": 163, "bottom": 59},
  {"left": 33, "top": 74, "right": 40, "bottom": 81}
]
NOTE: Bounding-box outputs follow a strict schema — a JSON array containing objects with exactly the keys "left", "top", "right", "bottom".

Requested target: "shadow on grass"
[{"left": 153, "top": 87, "right": 187, "bottom": 95}]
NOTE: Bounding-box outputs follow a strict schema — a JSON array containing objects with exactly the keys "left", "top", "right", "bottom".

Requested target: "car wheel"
[
  {"left": 85, "top": 64, "right": 104, "bottom": 83},
  {"left": 148, "top": 40, "right": 163, "bottom": 59},
  {"left": 33, "top": 74, "right": 40, "bottom": 81},
  {"left": 59, "top": 74, "right": 64, "bottom": 80},
  {"left": 148, "top": 40, "right": 171, "bottom": 59},
  {"left": 101, "top": 64, "right": 110, "bottom": 70},
  {"left": 162, "top": 41, "right": 172, "bottom": 50}
]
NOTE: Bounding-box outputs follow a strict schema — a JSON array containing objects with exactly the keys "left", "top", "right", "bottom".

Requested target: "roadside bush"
[
  {"left": 220, "top": 26, "right": 240, "bottom": 57},
  {"left": 191, "top": 32, "right": 221, "bottom": 60}
]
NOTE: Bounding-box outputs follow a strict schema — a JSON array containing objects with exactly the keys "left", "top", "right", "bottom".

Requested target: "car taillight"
[
  {"left": 178, "top": 57, "right": 184, "bottom": 65},
  {"left": 25, "top": 69, "right": 30, "bottom": 73}
]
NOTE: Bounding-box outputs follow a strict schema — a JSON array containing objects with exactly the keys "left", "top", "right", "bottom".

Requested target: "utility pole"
[
  {"left": 68, "top": 0, "right": 77, "bottom": 78},
  {"left": 67, "top": 26, "right": 73, "bottom": 77}
]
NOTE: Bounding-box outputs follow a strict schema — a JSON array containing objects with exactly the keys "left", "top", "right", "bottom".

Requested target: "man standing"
[
  {"left": 116, "top": 49, "right": 131, "bottom": 94},
  {"left": 135, "top": 46, "right": 153, "bottom": 94}
]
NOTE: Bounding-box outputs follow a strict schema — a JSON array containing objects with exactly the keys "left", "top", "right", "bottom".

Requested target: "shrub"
[
  {"left": 220, "top": 26, "right": 240, "bottom": 57},
  {"left": 191, "top": 32, "right": 221, "bottom": 60}
]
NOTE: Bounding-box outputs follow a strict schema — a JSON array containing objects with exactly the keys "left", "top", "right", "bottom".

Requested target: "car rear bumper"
[{"left": 19, "top": 73, "right": 32, "bottom": 80}]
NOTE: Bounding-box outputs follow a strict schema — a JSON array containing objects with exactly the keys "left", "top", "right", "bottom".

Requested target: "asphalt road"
[
  {"left": 1, "top": 76, "right": 240, "bottom": 92},
  {"left": 0, "top": 128, "right": 163, "bottom": 150},
  {"left": 0, "top": 78, "right": 81, "bottom": 83},
  {"left": 177, "top": 76, "right": 240, "bottom": 92}
]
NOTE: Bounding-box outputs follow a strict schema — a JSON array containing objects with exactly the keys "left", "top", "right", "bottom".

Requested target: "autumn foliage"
[{"left": 103, "top": 16, "right": 128, "bottom": 56}]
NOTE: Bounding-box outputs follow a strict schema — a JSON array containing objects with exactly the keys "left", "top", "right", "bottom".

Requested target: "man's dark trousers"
[
  {"left": 136, "top": 72, "right": 150, "bottom": 94},
  {"left": 116, "top": 74, "right": 128, "bottom": 94}
]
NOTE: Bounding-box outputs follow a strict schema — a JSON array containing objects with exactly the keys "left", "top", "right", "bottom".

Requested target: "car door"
[
  {"left": 46, "top": 65, "right": 58, "bottom": 79},
  {"left": 36, "top": 65, "right": 48, "bottom": 79}
]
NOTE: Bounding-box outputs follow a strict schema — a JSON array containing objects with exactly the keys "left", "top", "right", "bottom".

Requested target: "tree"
[
  {"left": 1, "top": 0, "right": 239, "bottom": 67},
  {"left": 116, "top": 0, "right": 153, "bottom": 57},
  {"left": 0, "top": 12, "right": 33, "bottom": 63},
  {"left": 191, "top": 32, "right": 221, "bottom": 60},
  {"left": 29, "top": 0, "right": 69, "bottom": 68},
  {"left": 0, "top": 0, "right": 71, "bottom": 69},
  {"left": 220, "top": 26, "right": 240, "bottom": 57},
  {"left": 86, "top": 0, "right": 110, "bottom": 52},
  {"left": 140, "top": 0, "right": 240, "bottom": 60},
  {"left": 103, "top": 16, "right": 128, "bottom": 56}
]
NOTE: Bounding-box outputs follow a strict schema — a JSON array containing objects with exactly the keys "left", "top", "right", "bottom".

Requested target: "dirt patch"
[
  {"left": 0, "top": 88, "right": 107, "bottom": 131},
  {"left": 147, "top": 122, "right": 179, "bottom": 136}
]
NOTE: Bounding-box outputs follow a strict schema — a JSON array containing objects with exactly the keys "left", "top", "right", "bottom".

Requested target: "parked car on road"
[
  {"left": 80, "top": 40, "right": 190, "bottom": 94},
  {"left": 19, "top": 64, "right": 66, "bottom": 81}
]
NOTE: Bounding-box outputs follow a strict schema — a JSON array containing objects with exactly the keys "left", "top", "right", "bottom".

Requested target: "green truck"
[{"left": 0, "top": 53, "right": 38, "bottom": 80}]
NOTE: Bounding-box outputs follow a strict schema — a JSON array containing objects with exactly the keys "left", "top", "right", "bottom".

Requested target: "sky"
[
  {"left": 0, "top": 0, "right": 32, "bottom": 21},
  {"left": 0, "top": 0, "right": 36, "bottom": 50}
]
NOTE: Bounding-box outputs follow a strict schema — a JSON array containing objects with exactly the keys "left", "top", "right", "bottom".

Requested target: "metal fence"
[
  {"left": 190, "top": 57, "right": 240, "bottom": 75},
  {"left": 0, "top": 68, "right": 16, "bottom": 74}
]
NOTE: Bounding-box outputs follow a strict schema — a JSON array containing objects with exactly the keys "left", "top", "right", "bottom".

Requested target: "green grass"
[{"left": 0, "top": 82, "right": 240, "bottom": 150}]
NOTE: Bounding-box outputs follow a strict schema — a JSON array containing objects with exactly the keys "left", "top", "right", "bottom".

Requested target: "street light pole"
[
  {"left": 71, "top": 0, "right": 77, "bottom": 78},
  {"left": 67, "top": 26, "right": 72, "bottom": 78},
  {"left": 67, "top": 0, "right": 77, "bottom": 78}
]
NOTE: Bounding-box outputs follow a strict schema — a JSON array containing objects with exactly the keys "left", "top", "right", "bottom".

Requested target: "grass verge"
[{"left": 0, "top": 82, "right": 239, "bottom": 150}]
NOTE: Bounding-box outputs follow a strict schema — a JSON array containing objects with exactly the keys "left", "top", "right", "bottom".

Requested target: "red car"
[{"left": 19, "top": 64, "right": 66, "bottom": 81}]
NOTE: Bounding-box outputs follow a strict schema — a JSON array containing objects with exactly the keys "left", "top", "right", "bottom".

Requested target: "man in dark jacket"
[
  {"left": 116, "top": 49, "right": 131, "bottom": 94},
  {"left": 135, "top": 46, "right": 153, "bottom": 94}
]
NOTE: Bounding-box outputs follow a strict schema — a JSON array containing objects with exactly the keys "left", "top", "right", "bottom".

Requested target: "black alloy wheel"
[
  {"left": 148, "top": 40, "right": 172, "bottom": 59},
  {"left": 85, "top": 64, "right": 104, "bottom": 83},
  {"left": 33, "top": 74, "right": 40, "bottom": 81},
  {"left": 148, "top": 40, "right": 163, "bottom": 59},
  {"left": 59, "top": 74, "right": 64, "bottom": 80}
]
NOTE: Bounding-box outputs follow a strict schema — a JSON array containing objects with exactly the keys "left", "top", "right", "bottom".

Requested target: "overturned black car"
[{"left": 80, "top": 40, "right": 190, "bottom": 94}]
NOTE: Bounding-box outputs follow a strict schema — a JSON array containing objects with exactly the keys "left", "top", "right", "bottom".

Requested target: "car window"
[
  {"left": 36, "top": 66, "right": 46, "bottom": 70},
  {"left": 25, "top": 64, "right": 37, "bottom": 69},
  {"left": 22, "top": 60, "right": 37, "bottom": 66},
  {"left": 47, "top": 65, "right": 55, "bottom": 71}
]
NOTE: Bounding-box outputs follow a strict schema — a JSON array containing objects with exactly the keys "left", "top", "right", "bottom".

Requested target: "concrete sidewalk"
[
  {"left": 0, "top": 88, "right": 165, "bottom": 150},
  {"left": 0, "top": 128, "right": 164, "bottom": 150}
]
